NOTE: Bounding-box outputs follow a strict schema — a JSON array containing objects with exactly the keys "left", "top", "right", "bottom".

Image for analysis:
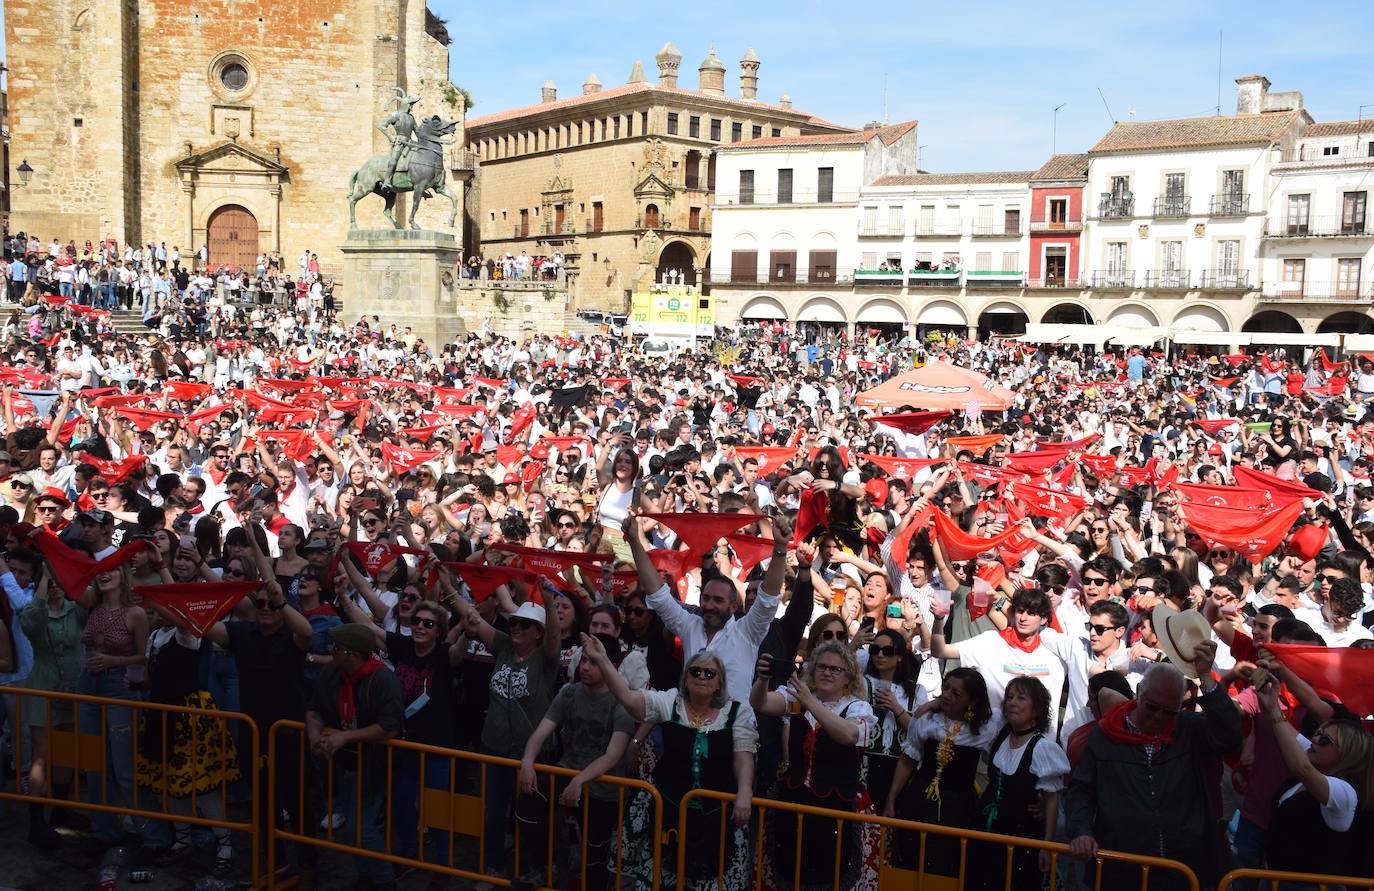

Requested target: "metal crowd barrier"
[
  {"left": 0, "top": 685, "right": 261, "bottom": 887},
  {"left": 265, "top": 719, "right": 664, "bottom": 890},
  {"left": 675, "top": 787, "right": 1201, "bottom": 891},
  {"left": 1218, "top": 868, "right": 1374, "bottom": 891}
]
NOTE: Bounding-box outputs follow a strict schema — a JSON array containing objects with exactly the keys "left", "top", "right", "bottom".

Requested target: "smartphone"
[
  {"left": 885, "top": 603, "right": 904, "bottom": 619},
  {"left": 397, "top": 488, "right": 416, "bottom": 503},
  {"left": 859, "top": 616, "right": 876, "bottom": 634},
  {"left": 770, "top": 656, "right": 794, "bottom": 683},
  {"left": 1140, "top": 500, "right": 1154, "bottom": 523},
  {"left": 355, "top": 497, "right": 380, "bottom": 512}
]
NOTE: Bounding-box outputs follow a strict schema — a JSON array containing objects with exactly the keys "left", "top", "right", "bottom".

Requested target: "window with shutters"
[
  {"left": 613, "top": 117, "right": 621, "bottom": 139},
  {"left": 592, "top": 202, "right": 604, "bottom": 232},
  {"left": 739, "top": 170, "right": 754, "bottom": 205},
  {"left": 770, "top": 250, "right": 796, "bottom": 283},
  {"left": 731, "top": 122, "right": 743, "bottom": 142},
  {"left": 730, "top": 250, "right": 758, "bottom": 283},
  {"left": 689, "top": 116, "right": 700, "bottom": 138},
  {"left": 752, "top": 125, "right": 762, "bottom": 139},
  {"left": 809, "top": 250, "right": 837, "bottom": 282},
  {"left": 975, "top": 252, "right": 992, "bottom": 272},
  {"left": 1048, "top": 198, "right": 1067, "bottom": 226},
  {"left": 667, "top": 113, "right": 679, "bottom": 135},
  {"left": 945, "top": 204, "right": 962, "bottom": 233},
  {"left": 918, "top": 205, "right": 936, "bottom": 234},
  {"left": 519, "top": 209, "right": 529, "bottom": 237},
  {"left": 861, "top": 206, "right": 877, "bottom": 236},
  {"left": 817, "top": 167, "right": 834, "bottom": 203},
  {"left": 1282, "top": 259, "right": 1305, "bottom": 291},
  {"left": 888, "top": 206, "right": 904, "bottom": 235},
  {"left": 1216, "top": 240, "right": 1240, "bottom": 286},
  {"left": 1286, "top": 194, "right": 1311, "bottom": 234},
  {"left": 771, "top": 128, "right": 781, "bottom": 138},
  {"left": 1106, "top": 242, "right": 1127, "bottom": 275},
  {"left": 554, "top": 203, "right": 566, "bottom": 233},
  {"left": 977, "top": 205, "right": 993, "bottom": 234},
  {"left": 777, "top": 169, "right": 793, "bottom": 204},
  {"left": 710, "top": 119, "right": 721, "bottom": 141},
  {"left": 1337, "top": 258, "right": 1362, "bottom": 297},
  {"left": 862, "top": 252, "right": 878, "bottom": 270},
  {"left": 1342, "top": 192, "right": 1368, "bottom": 234},
  {"left": 1004, "top": 208, "right": 1021, "bottom": 235},
  {"left": 689, "top": 207, "right": 701, "bottom": 230},
  {"left": 1002, "top": 252, "right": 1019, "bottom": 272}
]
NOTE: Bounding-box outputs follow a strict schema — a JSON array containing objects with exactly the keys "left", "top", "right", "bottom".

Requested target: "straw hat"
[{"left": 1151, "top": 604, "right": 1213, "bottom": 678}]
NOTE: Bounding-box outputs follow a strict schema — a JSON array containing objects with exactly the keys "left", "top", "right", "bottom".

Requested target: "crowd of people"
[{"left": 0, "top": 231, "right": 1371, "bottom": 891}]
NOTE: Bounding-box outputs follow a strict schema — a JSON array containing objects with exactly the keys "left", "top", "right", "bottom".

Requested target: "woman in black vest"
[
  {"left": 970, "top": 676, "right": 1069, "bottom": 891},
  {"left": 1258, "top": 680, "right": 1374, "bottom": 884},
  {"left": 884, "top": 667, "right": 995, "bottom": 876},
  {"left": 751, "top": 642, "right": 875, "bottom": 891},
  {"left": 589, "top": 645, "right": 756, "bottom": 891}
]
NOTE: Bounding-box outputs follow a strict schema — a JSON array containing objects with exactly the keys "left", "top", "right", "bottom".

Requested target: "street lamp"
[{"left": 15, "top": 160, "right": 33, "bottom": 188}]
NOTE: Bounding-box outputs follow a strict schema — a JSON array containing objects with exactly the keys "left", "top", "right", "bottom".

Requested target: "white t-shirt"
[
  {"left": 957, "top": 628, "right": 1085, "bottom": 735},
  {"left": 1278, "top": 771, "right": 1358, "bottom": 832}
]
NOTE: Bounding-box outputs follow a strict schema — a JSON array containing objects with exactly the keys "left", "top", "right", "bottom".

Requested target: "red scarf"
[
  {"left": 1097, "top": 700, "right": 1175, "bottom": 747},
  {"left": 337, "top": 655, "right": 385, "bottom": 728},
  {"left": 998, "top": 626, "right": 1042, "bottom": 653}
]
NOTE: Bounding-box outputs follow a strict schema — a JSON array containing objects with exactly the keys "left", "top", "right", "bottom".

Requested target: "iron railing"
[
  {"left": 1097, "top": 197, "right": 1134, "bottom": 219},
  {"left": 1209, "top": 193, "right": 1249, "bottom": 215},
  {"left": 971, "top": 223, "right": 1024, "bottom": 236},
  {"left": 1142, "top": 269, "right": 1191, "bottom": 288},
  {"left": 1090, "top": 269, "right": 1136, "bottom": 288},
  {"left": 1259, "top": 280, "right": 1373, "bottom": 303},
  {"left": 1265, "top": 215, "right": 1371, "bottom": 237},
  {"left": 1153, "top": 196, "right": 1191, "bottom": 218},
  {"left": 1198, "top": 268, "right": 1252, "bottom": 289}
]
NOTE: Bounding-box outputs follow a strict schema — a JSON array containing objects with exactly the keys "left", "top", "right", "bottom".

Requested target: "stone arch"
[
  {"left": 655, "top": 239, "right": 697, "bottom": 285},
  {"left": 1040, "top": 302, "right": 1094, "bottom": 324},
  {"left": 769, "top": 231, "right": 798, "bottom": 250},
  {"left": 855, "top": 296, "right": 909, "bottom": 326},
  {"left": 739, "top": 294, "right": 789, "bottom": 320},
  {"left": 796, "top": 294, "right": 848, "bottom": 325},
  {"left": 732, "top": 232, "right": 758, "bottom": 250},
  {"left": 977, "top": 300, "right": 1029, "bottom": 338},
  {"left": 1242, "top": 310, "right": 1302, "bottom": 334},
  {"left": 916, "top": 299, "right": 967, "bottom": 327},
  {"left": 1105, "top": 302, "right": 1160, "bottom": 328},
  {"left": 1316, "top": 311, "right": 1374, "bottom": 335},
  {"left": 810, "top": 231, "right": 839, "bottom": 249},
  {"left": 1172, "top": 303, "right": 1231, "bottom": 333}
]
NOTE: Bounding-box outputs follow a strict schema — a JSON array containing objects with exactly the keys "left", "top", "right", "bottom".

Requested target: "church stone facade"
[{"left": 5, "top": 0, "right": 467, "bottom": 275}]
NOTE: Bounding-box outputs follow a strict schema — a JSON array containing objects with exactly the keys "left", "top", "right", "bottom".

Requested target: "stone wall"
[
  {"left": 452, "top": 279, "right": 577, "bottom": 341},
  {"left": 5, "top": 0, "right": 464, "bottom": 277}
]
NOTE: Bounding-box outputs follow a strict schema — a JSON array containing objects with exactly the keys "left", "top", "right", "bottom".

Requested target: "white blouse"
[
  {"left": 901, "top": 710, "right": 1005, "bottom": 764},
  {"left": 778, "top": 689, "right": 876, "bottom": 745},
  {"left": 990, "top": 734, "right": 1071, "bottom": 793},
  {"left": 641, "top": 689, "right": 759, "bottom": 753}
]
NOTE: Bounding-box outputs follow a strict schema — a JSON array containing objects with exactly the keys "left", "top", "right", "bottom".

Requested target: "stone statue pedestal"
[{"left": 339, "top": 230, "right": 466, "bottom": 346}]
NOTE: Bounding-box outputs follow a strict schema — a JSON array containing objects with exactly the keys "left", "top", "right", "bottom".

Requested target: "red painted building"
[{"left": 1028, "top": 154, "right": 1088, "bottom": 287}]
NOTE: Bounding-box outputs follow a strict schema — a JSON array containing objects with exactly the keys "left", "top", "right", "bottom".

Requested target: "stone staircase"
[{"left": 107, "top": 308, "right": 147, "bottom": 336}]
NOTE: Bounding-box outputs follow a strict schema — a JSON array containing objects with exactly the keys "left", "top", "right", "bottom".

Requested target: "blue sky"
[{"left": 436, "top": 0, "right": 1374, "bottom": 172}]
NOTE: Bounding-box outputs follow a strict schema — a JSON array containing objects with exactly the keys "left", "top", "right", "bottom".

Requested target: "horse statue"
[{"left": 347, "top": 111, "right": 460, "bottom": 231}]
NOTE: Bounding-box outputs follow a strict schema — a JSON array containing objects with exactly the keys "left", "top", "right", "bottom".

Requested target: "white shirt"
[
  {"left": 641, "top": 689, "right": 758, "bottom": 751},
  {"left": 646, "top": 581, "right": 780, "bottom": 703},
  {"left": 989, "top": 733, "right": 1071, "bottom": 792},
  {"left": 957, "top": 627, "right": 1087, "bottom": 736},
  {"left": 1278, "top": 770, "right": 1358, "bottom": 832}
]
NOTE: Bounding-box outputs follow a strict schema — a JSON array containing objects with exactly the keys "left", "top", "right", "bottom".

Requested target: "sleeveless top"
[
  {"left": 82, "top": 605, "right": 137, "bottom": 660},
  {"left": 655, "top": 700, "right": 740, "bottom": 809},
  {"left": 598, "top": 482, "right": 634, "bottom": 530},
  {"left": 1266, "top": 779, "right": 1365, "bottom": 875},
  {"left": 782, "top": 701, "right": 862, "bottom": 803},
  {"left": 979, "top": 726, "right": 1043, "bottom": 836}
]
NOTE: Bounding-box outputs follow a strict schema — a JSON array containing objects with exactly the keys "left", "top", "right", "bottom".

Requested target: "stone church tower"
[{"left": 4, "top": 0, "right": 468, "bottom": 274}]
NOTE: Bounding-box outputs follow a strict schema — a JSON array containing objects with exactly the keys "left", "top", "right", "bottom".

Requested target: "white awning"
[
  {"left": 797, "top": 301, "right": 846, "bottom": 323},
  {"left": 1344, "top": 334, "right": 1374, "bottom": 351},
  {"left": 916, "top": 303, "right": 966, "bottom": 326},
  {"left": 855, "top": 302, "right": 908, "bottom": 324},
  {"left": 1108, "top": 326, "right": 1169, "bottom": 346},
  {"left": 1247, "top": 331, "right": 1340, "bottom": 347},
  {"left": 1105, "top": 308, "right": 1160, "bottom": 330},
  {"left": 1019, "top": 323, "right": 1107, "bottom": 345},
  {"left": 1170, "top": 330, "right": 1251, "bottom": 346},
  {"left": 739, "top": 298, "right": 787, "bottom": 320}
]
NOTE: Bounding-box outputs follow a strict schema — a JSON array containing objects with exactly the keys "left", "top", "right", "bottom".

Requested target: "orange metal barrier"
[
  {"left": 675, "top": 787, "right": 1201, "bottom": 891},
  {"left": 1218, "top": 868, "right": 1374, "bottom": 891},
  {"left": 0, "top": 685, "right": 261, "bottom": 888},
  {"left": 266, "top": 719, "right": 664, "bottom": 890}
]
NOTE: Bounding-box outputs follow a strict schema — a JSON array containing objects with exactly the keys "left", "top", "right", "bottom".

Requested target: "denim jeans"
[
  {"left": 338, "top": 765, "right": 392, "bottom": 886},
  {"left": 481, "top": 747, "right": 517, "bottom": 875},
  {"left": 59, "top": 282, "right": 73, "bottom": 297},
  {"left": 76, "top": 667, "right": 142, "bottom": 842},
  {"left": 205, "top": 648, "right": 249, "bottom": 802}
]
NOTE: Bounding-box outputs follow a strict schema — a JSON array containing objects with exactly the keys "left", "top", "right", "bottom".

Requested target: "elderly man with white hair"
[{"left": 1065, "top": 641, "right": 1242, "bottom": 891}]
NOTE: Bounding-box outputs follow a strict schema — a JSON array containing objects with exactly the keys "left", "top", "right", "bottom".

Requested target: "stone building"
[
  {"left": 4, "top": 0, "right": 469, "bottom": 275},
  {"left": 462, "top": 44, "right": 852, "bottom": 312}
]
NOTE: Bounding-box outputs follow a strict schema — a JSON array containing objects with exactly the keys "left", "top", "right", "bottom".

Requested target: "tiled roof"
[
  {"left": 718, "top": 119, "right": 915, "bottom": 150},
  {"left": 1090, "top": 111, "right": 1300, "bottom": 153},
  {"left": 1306, "top": 120, "right": 1374, "bottom": 138},
  {"left": 464, "top": 81, "right": 845, "bottom": 130},
  {"left": 1030, "top": 153, "right": 1089, "bottom": 181},
  {"left": 869, "top": 170, "right": 1034, "bottom": 187}
]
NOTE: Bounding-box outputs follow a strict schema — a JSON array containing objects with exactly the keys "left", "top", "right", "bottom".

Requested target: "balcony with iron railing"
[
  {"left": 906, "top": 267, "right": 964, "bottom": 286},
  {"left": 1197, "top": 269, "right": 1252, "bottom": 289},
  {"left": 1209, "top": 194, "right": 1250, "bottom": 216},
  {"left": 712, "top": 189, "right": 859, "bottom": 206},
  {"left": 965, "top": 269, "right": 1026, "bottom": 285},
  {"left": 1090, "top": 270, "right": 1136, "bottom": 288},
  {"left": 914, "top": 222, "right": 965, "bottom": 237},
  {"left": 1028, "top": 217, "right": 1084, "bottom": 234},
  {"left": 1097, "top": 197, "right": 1135, "bottom": 220},
  {"left": 971, "top": 223, "right": 1025, "bottom": 237},
  {"left": 1259, "top": 280, "right": 1374, "bottom": 303},
  {"left": 1152, "top": 197, "right": 1191, "bottom": 219},
  {"left": 1027, "top": 277, "right": 1084, "bottom": 289},
  {"left": 711, "top": 269, "right": 855, "bottom": 286},
  {"left": 858, "top": 222, "right": 905, "bottom": 238},
  {"left": 1141, "top": 269, "right": 1192, "bottom": 289},
  {"left": 449, "top": 149, "right": 478, "bottom": 173},
  {"left": 1264, "top": 215, "right": 1371, "bottom": 238}
]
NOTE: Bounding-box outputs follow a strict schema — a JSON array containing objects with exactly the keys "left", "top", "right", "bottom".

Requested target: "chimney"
[
  {"left": 739, "top": 47, "right": 760, "bottom": 100},
  {"left": 779, "top": 92, "right": 792, "bottom": 110},
  {"left": 697, "top": 46, "right": 725, "bottom": 96},
  {"left": 627, "top": 60, "right": 646, "bottom": 84},
  {"left": 582, "top": 73, "right": 601, "bottom": 95},
  {"left": 655, "top": 42, "right": 682, "bottom": 87},
  {"left": 1235, "top": 74, "right": 1270, "bottom": 115},
  {"left": 541, "top": 79, "right": 557, "bottom": 103}
]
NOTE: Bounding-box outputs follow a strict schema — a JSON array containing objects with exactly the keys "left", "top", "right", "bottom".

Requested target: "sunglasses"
[
  {"left": 687, "top": 665, "right": 718, "bottom": 680},
  {"left": 253, "top": 599, "right": 285, "bottom": 612},
  {"left": 869, "top": 644, "right": 898, "bottom": 658},
  {"left": 1140, "top": 697, "right": 1181, "bottom": 717},
  {"left": 364, "top": 518, "right": 384, "bottom": 527},
  {"left": 9, "top": 481, "right": 30, "bottom": 490},
  {"left": 1209, "top": 550, "right": 1232, "bottom": 560},
  {"left": 556, "top": 521, "right": 578, "bottom": 529},
  {"left": 1126, "top": 585, "right": 1155, "bottom": 596},
  {"left": 399, "top": 591, "right": 421, "bottom": 602},
  {"left": 509, "top": 618, "right": 539, "bottom": 631},
  {"left": 1086, "top": 623, "right": 1121, "bottom": 636},
  {"left": 819, "top": 628, "right": 847, "bottom": 642},
  {"left": 414, "top": 617, "right": 437, "bottom": 629},
  {"left": 223, "top": 568, "right": 244, "bottom": 578},
  {"left": 1312, "top": 730, "right": 1336, "bottom": 748},
  {"left": 36, "top": 505, "right": 60, "bottom": 512},
  {"left": 1082, "top": 576, "right": 1109, "bottom": 587},
  {"left": 1043, "top": 584, "right": 1066, "bottom": 596},
  {"left": 1319, "top": 574, "right": 1343, "bottom": 585}
]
